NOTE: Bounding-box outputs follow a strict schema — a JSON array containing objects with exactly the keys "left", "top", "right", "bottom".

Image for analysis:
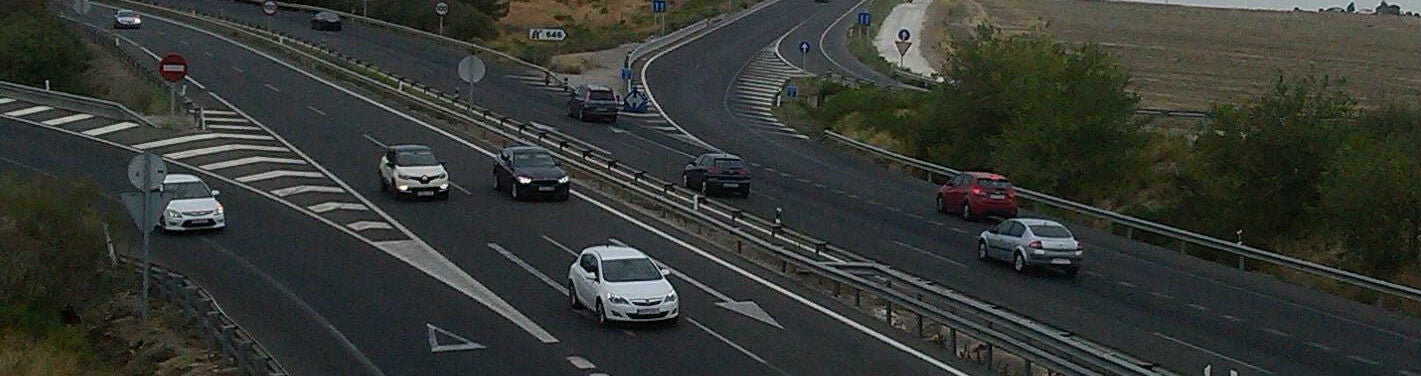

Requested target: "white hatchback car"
[
  {"left": 159, "top": 174, "right": 225, "bottom": 232},
  {"left": 379, "top": 144, "right": 450, "bottom": 200},
  {"left": 568, "top": 246, "right": 679, "bottom": 325}
]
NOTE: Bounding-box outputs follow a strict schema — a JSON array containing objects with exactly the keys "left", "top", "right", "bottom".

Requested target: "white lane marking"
[
  {"left": 949, "top": 228, "right": 968, "bottom": 234},
  {"left": 1149, "top": 291, "right": 1175, "bottom": 300},
  {"left": 205, "top": 124, "right": 262, "bottom": 131},
  {"left": 4, "top": 106, "right": 53, "bottom": 117},
  {"left": 928, "top": 220, "right": 946, "bottom": 226},
  {"left": 235, "top": 170, "right": 325, "bottom": 183},
  {"left": 1304, "top": 341, "right": 1336, "bottom": 352},
  {"left": 1185, "top": 303, "right": 1210, "bottom": 311},
  {"left": 185, "top": 76, "right": 207, "bottom": 90},
  {"left": 795, "top": 178, "right": 812, "bottom": 184},
  {"left": 1115, "top": 281, "right": 1137, "bottom": 288},
  {"left": 893, "top": 240, "right": 965, "bottom": 267},
  {"left": 203, "top": 110, "right": 239, "bottom": 115},
  {"left": 1083, "top": 270, "right": 1105, "bottom": 277},
  {"left": 180, "top": 39, "right": 190, "bottom": 45},
  {"left": 905, "top": 213, "right": 923, "bottom": 219},
  {"left": 885, "top": 206, "right": 903, "bottom": 213},
  {"left": 232, "top": 66, "right": 244, "bottom": 73},
  {"left": 270, "top": 185, "right": 345, "bottom": 197},
  {"left": 42, "top": 113, "right": 94, "bottom": 125},
  {"left": 82, "top": 122, "right": 139, "bottom": 136},
  {"left": 566, "top": 356, "right": 595, "bottom": 370},
  {"left": 427, "top": 323, "right": 485, "bottom": 352},
  {"left": 0, "top": 98, "right": 14, "bottom": 105},
  {"left": 607, "top": 125, "right": 698, "bottom": 159},
  {"left": 264, "top": 83, "right": 282, "bottom": 93},
  {"left": 449, "top": 182, "right": 472, "bottom": 196},
  {"left": 346, "top": 221, "right": 393, "bottom": 231},
  {"left": 200, "top": 156, "right": 307, "bottom": 170},
  {"left": 1260, "top": 327, "right": 1293, "bottom": 338},
  {"left": 203, "top": 51, "right": 213, "bottom": 57},
  {"left": 1220, "top": 314, "right": 1246, "bottom": 323},
  {"left": 307, "top": 202, "right": 370, "bottom": 213},
  {"left": 204, "top": 117, "right": 251, "bottom": 123},
  {"left": 1153, "top": 332, "right": 1273, "bottom": 375},
  {"left": 1396, "top": 370, "right": 1419, "bottom": 376},
  {"left": 133, "top": 133, "right": 275, "bottom": 149},
  {"left": 1348, "top": 355, "right": 1382, "bottom": 366},
  {"left": 362, "top": 133, "right": 387, "bottom": 148},
  {"left": 166, "top": 144, "right": 288, "bottom": 159},
  {"left": 686, "top": 316, "right": 777, "bottom": 368},
  {"left": 488, "top": 243, "right": 568, "bottom": 295},
  {"left": 307, "top": 105, "right": 327, "bottom": 116}
]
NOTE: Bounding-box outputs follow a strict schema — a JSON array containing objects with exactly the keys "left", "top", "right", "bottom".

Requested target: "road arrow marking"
[{"left": 427, "top": 323, "right": 485, "bottom": 353}]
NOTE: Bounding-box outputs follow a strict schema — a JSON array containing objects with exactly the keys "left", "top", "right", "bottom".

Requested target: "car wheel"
[
  {"left": 510, "top": 183, "right": 521, "bottom": 201},
  {"left": 978, "top": 241, "right": 989, "bottom": 261},
  {"left": 682, "top": 174, "right": 691, "bottom": 188},
  {"left": 1062, "top": 266, "right": 1080, "bottom": 277},
  {"left": 576, "top": 109, "right": 586, "bottom": 121},
  {"left": 1013, "top": 252, "right": 1028, "bottom": 274},
  {"left": 937, "top": 196, "right": 946, "bottom": 213},
  {"left": 595, "top": 300, "right": 609, "bottom": 326},
  {"left": 700, "top": 180, "right": 709, "bottom": 195},
  {"left": 379, "top": 174, "right": 387, "bottom": 192},
  {"left": 390, "top": 179, "right": 401, "bottom": 199},
  {"left": 961, "top": 202, "right": 974, "bottom": 221},
  {"left": 740, "top": 188, "right": 751, "bottom": 198},
  {"left": 493, "top": 173, "right": 501, "bottom": 192},
  {"left": 568, "top": 282, "right": 583, "bottom": 309}
]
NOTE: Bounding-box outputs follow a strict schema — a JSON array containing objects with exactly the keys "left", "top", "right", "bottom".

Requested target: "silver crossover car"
[{"left": 978, "top": 218, "right": 1083, "bottom": 275}]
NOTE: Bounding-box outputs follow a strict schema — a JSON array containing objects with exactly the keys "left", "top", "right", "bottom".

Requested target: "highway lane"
[
  {"left": 111, "top": 2, "right": 1421, "bottom": 375},
  {"left": 0, "top": 117, "right": 584, "bottom": 375},
  {"left": 641, "top": 1, "right": 1421, "bottom": 376},
  {"left": 74, "top": 5, "right": 975, "bottom": 374}
]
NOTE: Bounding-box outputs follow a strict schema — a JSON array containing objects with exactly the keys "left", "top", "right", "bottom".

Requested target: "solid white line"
[
  {"left": 1348, "top": 354, "right": 1381, "bottom": 366},
  {"left": 200, "top": 156, "right": 307, "bottom": 170},
  {"left": 235, "top": 170, "right": 325, "bottom": 183},
  {"left": 1304, "top": 341, "right": 1336, "bottom": 352},
  {"left": 488, "top": 243, "right": 568, "bottom": 295},
  {"left": 264, "top": 83, "right": 281, "bottom": 92},
  {"left": 205, "top": 124, "right": 262, "bottom": 131},
  {"left": 4, "top": 106, "right": 52, "bottom": 117},
  {"left": 0, "top": 98, "right": 14, "bottom": 105},
  {"left": 893, "top": 240, "right": 965, "bottom": 267},
  {"left": 307, "top": 202, "right": 370, "bottom": 213},
  {"left": 307, "top": 105, "right": 327, "bottom": 116},
  {"left": 82, "top": 122, "right": 139, "bottom": 136},
  {"left": 42, "top": 114, "right": 94, "bottom": 125},
  {"left": 565, "top": 356, "right": 596, "bottom": 370},
  {"left": 270, "top": 185, "right": 345, "bottom": 197},
  {"left": 1153, "top": 332, "right": 1273, "bottom": 375},
  {"left": 133, "top": 133, "right": 275, "bottom": 149},
  {"left": 346, "top": 221, "right": 393, "bottom": 231},
  {"left": 1260, "top": 327, "right": 1293, "bottom": 338},
  {"left": 686, "top": 316, "right": 770, "bottom": 365},
  {"left": 449, "top": 182, "right": 472, "bottom": 196},
  {"left": 185, "top": 77, "right": 207, "bottom": 90},
  {"left": 165, "top": 144, "right": 288, "bottom": 159},
  {"left": 362, "top": 133, "right": 387, "bottom": 148},
  {"left": 1185, "top": 303, "right": 1210, "bottom": 311}
]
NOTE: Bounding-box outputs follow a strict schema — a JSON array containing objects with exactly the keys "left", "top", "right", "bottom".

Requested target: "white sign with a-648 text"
[{"left": 527, "top": 28, "right": 567, "bottom": 41}]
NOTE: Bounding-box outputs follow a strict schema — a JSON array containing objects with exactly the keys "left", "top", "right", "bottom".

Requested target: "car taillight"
[
  {"left": 1028, "top": 241, "right": 1043, "bottom": 249},
  {"left": 707, "top": 167, "right": 720, "bottom": 173}
]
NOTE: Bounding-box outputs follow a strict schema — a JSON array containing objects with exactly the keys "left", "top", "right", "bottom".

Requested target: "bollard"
[
  {"left": 950, "top": 328, "right": 957, "bottom": 355},
  {"left": 774, "top": 207, "right": 783, "bottom": 224},
  {"left": 854, "top": 289, "right": 861, "bottom": 306},
  {"left": 693, "top": 194, "right": 701, "bottom": 211},
  {"left": 813, "top": 240, "right": 827, "bottom": 256},
  {"left": 729, "top": 209, "right": 742, "bottom": 228}
]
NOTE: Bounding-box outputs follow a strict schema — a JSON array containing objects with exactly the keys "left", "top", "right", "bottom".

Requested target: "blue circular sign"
[
  {"left": 798, "top": 41, "right": 811, "bottom": 54},
  {"left": 897, "top": 29, "right": 911, "bottom": 42}
]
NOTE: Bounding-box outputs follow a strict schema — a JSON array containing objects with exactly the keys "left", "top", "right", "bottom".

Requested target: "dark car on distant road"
[
  {"left": 311, "top": 11, "right": 341, "bottom": 31},
  {"left": 682, "top": 153, "right": 751, "bottom": 197},
  {"left": 937, "top": 171, "right": 1017, "bottom": 221},
  {"left": 568, "top": 84, "right": 620, "bottom": 123},
  {"left": 493, "top": 146, "right": 570, "bottom": 201}
]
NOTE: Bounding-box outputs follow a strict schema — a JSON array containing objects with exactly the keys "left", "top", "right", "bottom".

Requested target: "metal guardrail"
[
  {"left": 822, "top": 130, "right": 1421, "bottom": 304},
  {"left": 123, "top": 256, "right": 289, "bottom": 376},
  {"left": 0, "top": 80, "right": 155, "bottom": 128},
  {"left": 61, "top": 15, "right": 203, "bottom": 125},
  {"left": 124, "top": 4, "right": 1176, "bottom": 374}
]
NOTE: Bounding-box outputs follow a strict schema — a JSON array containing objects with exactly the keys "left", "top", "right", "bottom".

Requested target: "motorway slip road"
[{"left": 61, "top": 3, "right": 979, "bottom": 375}]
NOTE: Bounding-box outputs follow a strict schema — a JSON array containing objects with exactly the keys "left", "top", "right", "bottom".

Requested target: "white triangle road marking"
[{"left": 427, "top": 323, "right": 485, "bottom": 353}]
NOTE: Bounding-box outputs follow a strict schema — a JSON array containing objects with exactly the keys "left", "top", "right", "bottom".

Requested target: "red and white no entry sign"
[{"left": 158, "top": 54, "right": 187, "bottom": 82}]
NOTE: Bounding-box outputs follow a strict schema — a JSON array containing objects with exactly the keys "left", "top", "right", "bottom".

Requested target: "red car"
[{"left": 937, "top": 171, "right": 1017, "bottom": 221}]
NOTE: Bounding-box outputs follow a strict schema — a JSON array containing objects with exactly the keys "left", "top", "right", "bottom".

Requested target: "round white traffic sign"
[
  {"left": 127, "top": 153, "right": 167, "bottom": 192},
  {"left": 262, "top": 0, "right": 277, "bottom": 15},
  {"left": 435, "top": 1, "right": 449, "bottom": 16},
  {"left": 457, "top": 55, "right": 486, "bottom": 84}
]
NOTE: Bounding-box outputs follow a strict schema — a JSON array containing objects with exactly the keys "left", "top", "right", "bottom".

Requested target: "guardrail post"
[
  {"left": 813, "top": 240, "right": 827, "bottom": 256},
  {"left": 729, "top": 209, "right": 742, "bottom": 228},
  {"left": 633, "top": 171, "right": 646, "bottom": 183},
  {"left": 949, "top": 327, "right": 957, "bottom": 355},
  {"left": 1238, "top": 256, "right": 1245, "bottom": 271},
  {"left": 885, "top": 301, "right": 893, "bottom": 324},
  {"left": 854, "top": 288, "right": 861, "bottom": 307},
  {"left": 985, "top": 344, "right": 993, "bottom": 368},
  {"left": 607, "top": 160, "right": 619, "bottom": 171}
]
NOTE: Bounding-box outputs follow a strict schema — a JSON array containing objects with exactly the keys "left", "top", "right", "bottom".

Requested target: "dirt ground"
[{"left": 922, "top": 0, "right": 1421, "bottom": 110}]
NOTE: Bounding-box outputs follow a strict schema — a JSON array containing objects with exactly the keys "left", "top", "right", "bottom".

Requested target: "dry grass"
[{"left": 927, "top": 0, "right": 1421, "bottom": 109}]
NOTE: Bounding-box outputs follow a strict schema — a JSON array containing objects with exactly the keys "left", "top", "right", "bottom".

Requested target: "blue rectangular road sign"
[
  {"left": 857, "top": 10, "right": 870, "bottom": 26},
  {"left": 651, "top": 0, "right": 666, "bottom": 13}
]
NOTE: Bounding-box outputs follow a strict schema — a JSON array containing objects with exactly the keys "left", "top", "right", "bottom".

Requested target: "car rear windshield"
[
  {"left": 712, "top": 159, "right": 745, "bottom": 169},
  {"left": 589, "top": 90, "right": 615, "bottom": 101},
  {"left": 977, "top": 179, "right": 1012, "bottom": 189},
  {"left": 1030, "top": 225, "right": 1073, "bottom": 239},
  {"left": 601, "top": 258, "right": 663, "bottom": 282},
  {"left": 164, "top": 182, "right": 211, "bottom": 200},
  {"left": 396, "top": 150, "right": 439, "bottom": 166},
  {"left": 512, "top": 151, "right": 556, "bottom": 167}
]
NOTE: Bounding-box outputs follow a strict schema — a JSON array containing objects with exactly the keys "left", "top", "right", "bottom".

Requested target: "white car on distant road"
[
  {"left": 159, "top": 174, "right": 225, "bottom": 232},
  {"left": 113, "top": 9, "right": 142, "bottom": 29},
  {"left": 568, "top": 246, "right": 679, "bottom": 325}
]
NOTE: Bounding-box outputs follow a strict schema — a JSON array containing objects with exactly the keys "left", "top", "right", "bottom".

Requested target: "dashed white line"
[
  {"left": 905, "top": 213, "right": 924, "bottom": 220},
  {"left": 1305, "top": 341, "right": 1336, "bottom": 352},
  {"left": 1347, "top": 354, "right": 1381, "bottom": 366},
  {"left": 949, "top": 228, "right": 968, "bottom": 234},
  {"left": 232, "top": 66, "right": 244, "bottom": 73},
  {"left": 1185, "top": 303, "right": 1210, "bottom": 312},
  {"left": 1260, "top": 328, "right": 1293, "bottom": 338},
  {"left": 203, "top": 51, "right": 214, "bottom": 57},
  {"left": 686, "top": 316, "right": 773, "bottom": 366},
  {"left": 566, "top": 356, "right": 596, "bottom": 370},
  {"left": 928, "top": 220, "right": 946, "bottom": 226},
  {"left": 1083, "top": 270, "right": 1105, "bottom": 278},
  {"left": 1220, "top": 314, "right": 1246, "bottom": 323},
  {"left": 362, "top": 133, "right": 387, "bottom": 148},
  {"left": 812, "top": 183, "right": 827, "bottom": 189},
  {"left": 489, "top": 243, "right": 567, "bottom": 295},
  {"left": 1115, "top": 281, "right": 1138, "bottom": 288},
  {"left": 1152, "top": 332, "right": 1273, "bottom": 375},
  {"left": 893, "top": 241, "right": 965, "bottom": 267},
  {"left": 307, "top": 105, "right": 327, "bottom": 116},
  {"left": 264, "top": 83, "right": 282, "bottom": 93},
  {"left": 235, "top": 170, "right": 324, "bottom": 183},
  {"left": 1149, "top": 291, "right": 1175, "bottom": 300}
]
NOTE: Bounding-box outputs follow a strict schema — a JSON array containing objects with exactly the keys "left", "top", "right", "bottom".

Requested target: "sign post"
[
  {"left": 856, "top": 8, "right": 870, "bottom": 36},
  {"left": 894, "top": 29, "right": 912, "bottom": 69},
  {"left": 457, "top": 55, "right": 486, "bottom": 116},
  {"left": 435, "top": 1, "right": 449, "bottom": 35},
  {"left": 158, "top": 54, "right": 187, "bottom": 115},
  {"left": 261, "top": 0, "right": 276, "bottom": 30},
  {"left": 122, "top": 153, "right": 168, "bottom": 320},
  {"left": 797, "top": 41, "right": 811, "bottom": 70},
  {"left": 650, "top": 0, "right": 667, "bottom": 35}
]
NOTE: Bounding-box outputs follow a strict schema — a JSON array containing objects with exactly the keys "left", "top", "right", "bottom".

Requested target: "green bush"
[
  {"left": 1317, "top": 104, "right": 1421, "bottom": 274},
  {"left": 0, "top": 0, "right": 91, "bottom": 93}
]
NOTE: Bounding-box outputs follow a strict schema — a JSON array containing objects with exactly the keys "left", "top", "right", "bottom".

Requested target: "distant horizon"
[{"left": 1124, "top": 0, "right": 1421, "bottom": 11}]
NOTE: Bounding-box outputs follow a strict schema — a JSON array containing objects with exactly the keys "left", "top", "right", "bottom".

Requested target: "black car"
[
  {"left": 493, "top": 146, "right": 570, "bottom": 201},
  {"left": 311, "top": 11, "right": 341, "bottom": 31},
  {"left": 682, "top": 153, "right": 751, "bottom": 197},
  {"left": 568, "top": 84, "right": 620, "bottom": 123}
]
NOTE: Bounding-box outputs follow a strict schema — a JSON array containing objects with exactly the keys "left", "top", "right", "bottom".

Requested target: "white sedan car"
[
  {"left": 159, "top": 174, "right": 225, "bottom": 232},
  {"left": 568, "top": 246, "right": 679, "bottom": 325}
]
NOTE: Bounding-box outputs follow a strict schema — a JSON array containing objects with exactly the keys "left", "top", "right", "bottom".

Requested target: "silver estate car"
[{"left": 978, "top": 218, "right": 1084, "bottom": 276}]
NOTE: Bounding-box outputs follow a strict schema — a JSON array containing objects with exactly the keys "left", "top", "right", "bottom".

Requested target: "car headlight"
[
  {"left": 397, "top": 173, "right": 416, "bottom": 180},
  {"left": 607, "top": 295, "right": 629, "bottom": 305},
  {"left": 397, "top": 185, "right": 409, "bottom": 191},
  {"left": 165, "top": 209, "right": 180, "bottom": 218},
  {"left": 664, "top": 292, "right": 677, "bottom": 303},
  {"left": 214, "top": 203, "right": 224, "bottom": 215},
  {"left": 1032, "top": 249, "right": 1046, "bottom": 255},
  {"left": 557, "top": 176, "right": 570, "bottom": 184},
  {"left": 439, "top": 183, "right": 449, "bottom": 190},
  {"left": 516, "top": 176, "right": 533, "bottom": 184},
  {"left": 1074, "top": 251, "right": 1083, "bottom": 257},
  {"left": 433, "top": 173, "right": 447, "bottom": 179}
]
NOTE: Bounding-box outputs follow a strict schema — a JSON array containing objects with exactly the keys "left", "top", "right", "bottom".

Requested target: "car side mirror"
[
  {"left": 211, "top": 190, "right": 220, "bottom": 197},
  {"left": 660, "top": 268, "right": 670, "bottom": 276},
  {"left": 584, "top": 271, "right": 598, "bottom": 282}
]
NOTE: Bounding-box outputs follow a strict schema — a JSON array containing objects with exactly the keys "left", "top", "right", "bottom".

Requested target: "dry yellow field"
[{"left": 928, "top": 0, "right": 1421, "bottom": 109}]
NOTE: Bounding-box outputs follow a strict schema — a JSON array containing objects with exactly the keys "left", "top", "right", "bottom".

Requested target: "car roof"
[
  {"left": 700, "top": 153, "right": 741, "bottom": 160},
  {"left": 1010, "top": 218, "right": 1064, "bottom": 227},
  {"left": 163, "top": 174, "right": 202, "bottom": 184},
  {"left": 585, "top": 245, "right": 649, "bottom": 261},
  {"left": 503, "top": 145, "right": 549, "bottom": 154},
  {"left": 389, "top": 144, "right": 430, "bottom": 152},
  {"left": 965, "top": 171, "right": 1008, "bottom": 180},
  {"left": 117, "top": 9, "right": 135, "bottom": 14}
]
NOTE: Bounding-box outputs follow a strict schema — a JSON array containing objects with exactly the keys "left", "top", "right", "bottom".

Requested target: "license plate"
[
  {"left": 636, "top": 308, "right": 658, "bottom": 315},
  {"left": 538, "top": 186, "right": 555, "bottom": 192},
  {"left": 190, "top": 219, "right": 212, "bottom": 225},
  {"left": 1050, "top": 259, "right": 1072, "bottom": 265},
  {"left": 722, "top": 183, "right": 740, "bottom": 188},
  {"left": 417, "top": 191, "right": 434, "bottom": 196},
  {"left": 990, "top": 194, "right": 1005, "bottom": 199}
]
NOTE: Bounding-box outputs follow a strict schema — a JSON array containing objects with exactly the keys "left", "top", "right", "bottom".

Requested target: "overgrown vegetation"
[
  {"left": 793, "top": 24, "right": 1421, "bottom": 307},
  {"left": 0, "top": 0, "right": 91, "bottom": 93}
]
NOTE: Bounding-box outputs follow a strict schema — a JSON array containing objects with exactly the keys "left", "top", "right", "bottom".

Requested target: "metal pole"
[
  {"left": 169, "top": 83, "right": 176, "bottom": 115},
  {"left": 362, "top": 0, "right": 368, "bottom": 16},
  {"left": 467, "top": 80, "right": 474, "bottom": 116},
  {"left": 140, "top": 170, "right": 152, "bottom": 320},
  {"left": 439, "top": 16, "right": 444, "bottom": 35}
]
